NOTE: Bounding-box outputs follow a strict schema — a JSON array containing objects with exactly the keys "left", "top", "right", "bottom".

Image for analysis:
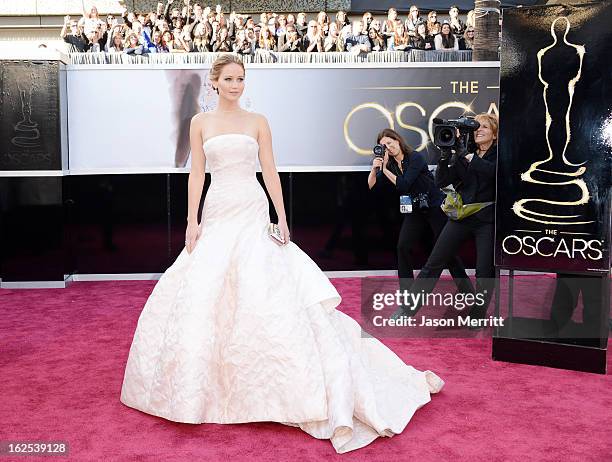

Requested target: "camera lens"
[
  {"left": 433, "top": 125, "right": 456, "bottom": 148},
  {"left": 439, "top": 128, "right": 453, "bottom": 143},
  {"left": 373, "top": 144, "right": 385, "bottom": 156}
]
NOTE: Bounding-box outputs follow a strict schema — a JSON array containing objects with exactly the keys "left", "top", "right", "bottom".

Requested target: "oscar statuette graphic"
[
  {"left": 494, "top": 4, "right": 612, "bottom": 374},
  {"left": 11, "top": 80, "right": 41, "bottom": 150},
  {"left": 513, "top": 17, "right": 591, "bottom": 226},
  {"left": 0, "top": 61, "right": 59, "bottom": 170},
  {"left": 496, "top": 5, "right": 611, "bottom": 273}
]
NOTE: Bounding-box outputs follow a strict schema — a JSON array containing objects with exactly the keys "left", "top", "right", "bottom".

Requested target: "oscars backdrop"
[
  {"left": 0, "top": 61, "right": 63, "bottom": 170},
  {"left": 496, "top": 1, "right": 612, "bottom": 274},
  {"left": 66, "top": 65, "right": 499, "bottom": 170}
]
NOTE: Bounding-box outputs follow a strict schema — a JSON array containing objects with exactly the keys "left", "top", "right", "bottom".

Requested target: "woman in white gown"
[{"left": 120, "top": 54, "right": 444, "bottom": 454}]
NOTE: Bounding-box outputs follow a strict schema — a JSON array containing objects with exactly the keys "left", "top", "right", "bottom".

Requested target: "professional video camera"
[{"left": 432, "top": 116, "right": 480, "bottom": 165}]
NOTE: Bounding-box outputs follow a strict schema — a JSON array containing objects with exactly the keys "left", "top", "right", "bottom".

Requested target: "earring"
[{"left": 215, "top": 87, "right": 219, "bottom": 94}]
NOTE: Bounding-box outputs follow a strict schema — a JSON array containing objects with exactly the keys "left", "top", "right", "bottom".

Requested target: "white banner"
[{"left": 67, "top": 63, "right": 499, "bottom": 172}]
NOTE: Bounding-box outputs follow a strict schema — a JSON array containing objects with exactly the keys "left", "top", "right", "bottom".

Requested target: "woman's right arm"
[
  {"left": 60, "top": 16, "right": 69, "bottom": 38},
  {"left": 185, "top": 114, "right": 206, "bottom": 253},
  {"left": 122, "top": 9, "right": 132, "bottom": 28},
  {"left": 163, "top": 1, "right": 171, "bottom": 23},
  {"left": 368, "top": 157, "right": 384, "bottom": 189}
]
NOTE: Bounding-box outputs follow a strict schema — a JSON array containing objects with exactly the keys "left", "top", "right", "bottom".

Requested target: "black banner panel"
[
  {"left": 496, "top": 2, "right": 612, "bottom": 274},
  {"left": 0, "top": 177, "right": 66, "bottom": 281},
  {"left": 0, "top": 61, "right": 61, "bottom": 170}
]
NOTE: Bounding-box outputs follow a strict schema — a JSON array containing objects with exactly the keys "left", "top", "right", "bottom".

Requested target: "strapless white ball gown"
[{"left": 120, "top": 133, "right": 443, "bottom": 453}]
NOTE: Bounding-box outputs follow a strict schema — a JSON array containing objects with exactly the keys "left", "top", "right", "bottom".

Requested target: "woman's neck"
[
  {"left": 216, "top": 100, "right": 241, "bottom": 112},
  {"left": 477, "top": 141, "right": 493, "bottom": 156}
]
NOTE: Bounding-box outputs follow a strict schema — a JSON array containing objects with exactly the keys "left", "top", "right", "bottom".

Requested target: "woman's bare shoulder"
[
  {"left": 191, "top": 111, "right": 209, "bottom": 125},
  {"left": 249, "top": 111, "right": 269, "bottom": 128}
]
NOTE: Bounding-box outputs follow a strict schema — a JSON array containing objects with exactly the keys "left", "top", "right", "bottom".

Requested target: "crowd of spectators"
[{"left": 61, "top": 2, "right": 476, "bottom": 56}]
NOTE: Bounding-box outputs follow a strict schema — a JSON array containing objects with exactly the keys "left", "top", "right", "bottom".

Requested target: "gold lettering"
[
  {"left": 343, "top": 103, "right": 394, "bottom": 155},
  {"left": 395, "top": 102, "right": 429, "bottom": 152},
  {"left": 450, "top": 81, "right": 477, "bottom": 93}
]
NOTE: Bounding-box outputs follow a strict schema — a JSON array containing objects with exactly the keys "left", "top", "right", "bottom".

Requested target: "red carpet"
[{"left": 1, "top": 278, "right": 610, "bottom": 461}]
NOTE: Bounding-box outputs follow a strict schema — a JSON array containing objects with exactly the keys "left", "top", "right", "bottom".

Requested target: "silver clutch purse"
[{"left": 268, "top": 222, "right": 285, "bottom": 244}]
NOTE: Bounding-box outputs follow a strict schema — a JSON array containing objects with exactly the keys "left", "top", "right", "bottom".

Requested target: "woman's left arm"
[
  {"left": 394, "top": 152, "right": 427, "bottom": 194},
  {"left": 257, "top": 114, "right": 290, "bottom": 243}
]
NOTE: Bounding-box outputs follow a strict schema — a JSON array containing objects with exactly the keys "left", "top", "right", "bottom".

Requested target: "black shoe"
[
  {"left": 390, "top": 305, "right": 408, "bottom": 320},
  {"left": 468, "top": 322, "right": 485, "bottom": 331},
  {"left": 390, "top": 304, "right": 420, "bottom": 320},
  {"left": 467, "top": 306, "right": 487, "bottom": 331}
]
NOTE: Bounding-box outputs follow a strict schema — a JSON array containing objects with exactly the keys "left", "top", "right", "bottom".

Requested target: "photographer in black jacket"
[
  {"left": 394, "top": 113, "right": 498, "bottom": 322},
  {"left": 368, "top": 128, "right": 474, "bottom": 297}
]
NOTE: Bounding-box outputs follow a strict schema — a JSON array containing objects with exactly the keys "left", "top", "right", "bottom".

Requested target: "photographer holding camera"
[
  {"left": 394, "top": 113, "right": 498, "bottom": 323},
  {"left": 368, "top": 128, "right": 473, "bottom": 297}
]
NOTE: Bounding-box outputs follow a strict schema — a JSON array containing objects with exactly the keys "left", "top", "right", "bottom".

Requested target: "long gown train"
[{"left": 120, "top": 133, "right": 444, "bottom": 453}]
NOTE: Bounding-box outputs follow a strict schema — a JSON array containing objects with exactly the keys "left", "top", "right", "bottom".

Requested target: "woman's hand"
[
  {"left": 185, "top": 220, "right": 201, "bottom": 254},
  {"left": 278, "top": 218, "right": 290, "bottom": 245},
  {"left": 372, "top": 156, "right": 383, "bottom": 170},
  {"left": 382, "top": 149, "right": 389, "bottom": 171}
]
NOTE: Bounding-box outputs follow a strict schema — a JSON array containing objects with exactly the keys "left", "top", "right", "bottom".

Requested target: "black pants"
[
  {"left": 397, "top": 206, "right": 473, "bottom": 294},
  {"left": 410, "top": 214, "right": 495, "bottom": 317}
]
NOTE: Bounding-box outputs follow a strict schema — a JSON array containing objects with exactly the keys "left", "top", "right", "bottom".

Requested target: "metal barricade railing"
[{"left": 68, "top": 49, "right": 475, "bottom": 65}]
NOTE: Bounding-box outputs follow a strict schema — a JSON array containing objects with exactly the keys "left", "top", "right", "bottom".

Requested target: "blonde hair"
[
  {"left": 258, "top": 28, "right": 275, "bottom": 49},
  {"left": 209, "top": 54, "right": 245, "bottom": 83},
  {"left": 475, "top": 113, "right": 499, "bottom": 139},
  {"left": 124, "top": 32, "right": 139, "bottom": 48}
]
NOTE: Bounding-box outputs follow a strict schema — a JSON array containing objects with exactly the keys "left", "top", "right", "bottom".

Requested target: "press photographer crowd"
[
  {"left": 60, "top": 2, "right": 477, "bottom": 55},
  {"left": 368, "top": 113, "right": 498, "bottom": 327}
]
